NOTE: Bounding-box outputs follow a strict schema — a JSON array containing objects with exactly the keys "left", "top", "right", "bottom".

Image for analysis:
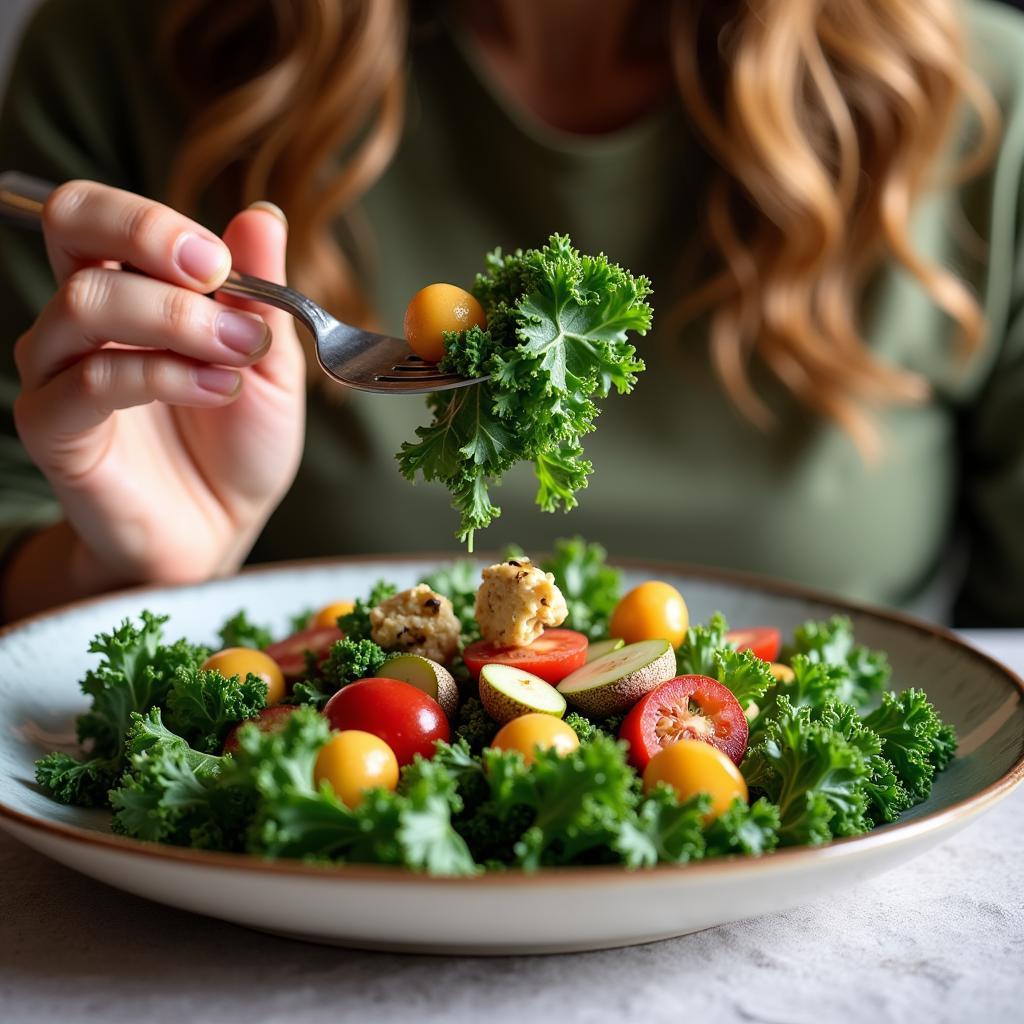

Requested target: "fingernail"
[
  {"left": 175, "top": 233, "right": 230, "bottom": 284},
  {"left": 247, "top": 200, "right": 288, "bottom": 229},
  {"left": 216, "top": 310, "right": 270, "bottom": 355},
  {"left": 194, "top": 366, "right": 240, "bottom": 396}
]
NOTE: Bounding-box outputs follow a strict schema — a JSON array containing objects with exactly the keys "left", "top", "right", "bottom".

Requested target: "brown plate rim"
[{"left": 1, "top": 552, "right": 1022, "bottom": 887}]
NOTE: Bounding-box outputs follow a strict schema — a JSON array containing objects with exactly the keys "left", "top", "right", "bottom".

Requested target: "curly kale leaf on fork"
[{"left": 398, "top": 234, "right": 652, "bottom": 548}]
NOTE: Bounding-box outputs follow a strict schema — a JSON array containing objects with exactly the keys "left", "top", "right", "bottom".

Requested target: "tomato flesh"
[
  {"left": 222, "top": 704, "right": 299, "bottom": 755},
  {"left": 618, "top": 674, "right": 748, "bottom": 771},
  {"left": 265, "top": 625, "right": 343, "bottom": 680},
  {"left": 725, "top": 627, "right": 781, "bottom": 663},
  {"left": 324, "top": 677, "right": 449, "bottom": 766},
  {"left": 463, "top": 629, "right": 589, "bottom": 684}
]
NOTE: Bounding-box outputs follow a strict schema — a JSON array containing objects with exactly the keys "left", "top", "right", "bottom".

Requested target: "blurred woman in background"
[{"left": 0, "top": 0, "right": 1022, "bottom": 625}]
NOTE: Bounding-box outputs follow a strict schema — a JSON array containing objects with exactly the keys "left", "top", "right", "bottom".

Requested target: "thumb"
[{"left": 219, "top": 202, "right": 304, "bottom": 383}]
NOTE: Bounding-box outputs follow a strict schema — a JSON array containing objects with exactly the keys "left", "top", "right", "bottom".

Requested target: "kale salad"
[{"left": 36, "top": 538, "right": 956, "bottom": 876}]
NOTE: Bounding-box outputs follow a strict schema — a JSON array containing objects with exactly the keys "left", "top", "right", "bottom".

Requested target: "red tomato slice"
[
  {"left": 462, "top": 629, "right": 589, "bottom": 685},
  {"left": 725, "top": 627, "right": 781, "bottom": 663},
  {"left": 619, "top": 675, "right": 748, "bottom": 771},
  {"left": 264, "top": 625, "right": 343, "bottom": 680},
  {"left": 324, "top": 677, "right": 449, "bottom": 766},
  {"left": 222, "top": 705, "right": 300, "bottom": 755}
]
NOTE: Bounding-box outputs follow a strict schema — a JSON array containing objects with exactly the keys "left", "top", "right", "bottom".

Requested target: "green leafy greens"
[
  {"left": 36, "top": 588, "right": 960, "bottom": 876},
  {"left": 398, "top": 235, "right": 652, "bottom": 547},
  {"left": 540, "top": 536, "right": 622, "bottom": 640}
]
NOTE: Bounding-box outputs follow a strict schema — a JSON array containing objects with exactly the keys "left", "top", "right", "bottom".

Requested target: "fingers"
[
  {"left": 42, "top": 179, "right": 231, "bottom": 289},
  {"left": 14, "top": 349, "right": 241, "bottom": 439},
  {"left": 221, "top": 203, "right": 307, "bottom": 384},
  {"left": 15, "top": 268, "right": 270, "bottom": 390}
]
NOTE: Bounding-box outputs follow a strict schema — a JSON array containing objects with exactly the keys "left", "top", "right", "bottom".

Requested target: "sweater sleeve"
[{"left": 0, "top": 0, "right": 176, "bottom": 566}]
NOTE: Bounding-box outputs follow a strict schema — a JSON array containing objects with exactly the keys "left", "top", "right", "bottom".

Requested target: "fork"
[{"left": 0, "top": 172, "right": 484, "bottom": 394}]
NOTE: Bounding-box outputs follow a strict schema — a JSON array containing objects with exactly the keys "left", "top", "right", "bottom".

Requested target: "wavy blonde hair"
[{"left": 161, "top": 0, "right": 999, "bottom": 441}]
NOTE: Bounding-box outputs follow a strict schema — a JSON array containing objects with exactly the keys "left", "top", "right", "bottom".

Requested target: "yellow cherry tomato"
[
  {"left": 609, "top": 581, "right": 689, "bottom": 648},
  {"left": 642, "top": 738, "right": 748, "bottom": 820},
  {"left": 491, "top": 713, "right": 580, "bottom": 766},
  {"left": 312, "top": 600, "right": 355, "bottom": 630},
  {"left": 770, "top": 662, "right": 795, "bottom": 683},
  {"left": 202, "top": 647, "right": 286, "bottom": 704},
  {"left": 403, "top": 283, "right": 487, "bottom": 363},
  {"left": 314, "top": 730, "right": 400, "bottom": 809}
]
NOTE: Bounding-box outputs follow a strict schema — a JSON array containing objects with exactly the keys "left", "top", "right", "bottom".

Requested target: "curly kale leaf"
[
  {"left": 862, "top": 688, "right": 957, "bottom": 801},
  {"left": 713, "top": 648, "right": 774, "bottom": 712},
  {"left": 323, "top": 638, "right": 388, "bottom": 690},
  {"left": 748, "top": 653, "right": 849, "bottom": 747},
  {"left": 676, "top": 612, "right": 730, "bottom": 676},
  {"left": 703, "top": 797, "right": 781, "bottom": 858},
  {"left": 478, "top": 735, "right": 639, "bottom": 870},
  {"left": 216, "top": 610, "right": 273, "bottom": 651},
  {"left": 35, "top": 612, "right": 209, "bottom": 806},
  {"left": 398, "top": 234, "right": 652, "bottom": 548},
  {"left": 564, "top": 710, "right": 624, "bottom": 743},
  {"left": 75, "top": 611, "right": 209, "bottom": 760},
  {"left": 786, "top": 616, "right": 891, "bottom": 707},
  {"left": 816, "top": 701, "right": 910, "bottom": 824},
  {"left": 286, "top": 638, "right": 389, "bottom": 711},
  {"left": 338, "top": 580, "right": 398, "bottom": 642},
  {"left": 165, "top": 668, "right": 268, "bottom": 753},
  {"left": 540, "top": 536, "right": 622, "bottom": 640},
  {"left": 742, "top": 696, "right": 872, "bottom": 845},
  {"left": 419, "top": 559, "right": 482, "bottom": 644},
  {"left": 452, "top": 696, "right": 499, "bottom": 754},
  {"left": 231, "top": 710, "right": 475, "bottom": 873},
  {"left": 613, "top": 786, "right": 707, "bottom": 867},
  {"left": 34, "top": 752, "right": 120, "bottom": 807},
  {"left": 109, "top": 709, "right": 236, "bottom": 847}
]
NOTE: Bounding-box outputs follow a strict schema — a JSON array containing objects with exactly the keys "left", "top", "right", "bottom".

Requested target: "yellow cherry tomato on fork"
[
  {"left": 314, "top": 730, "right": 400, "bottom": 809},
  {"left": 642, "top": 739, "right": 748, "bottom": 820},
  {"left": 403, "top": 283, "right": 487, "bottom": 363},
  {"left": 202, "top": 647, "right": 286, "bottom": 704},
  {"left": 609, "top": 581, "right": 689, "bottom": 648},
  {"left": 491, "top": 713, "right": 580, "bottom": 767}
]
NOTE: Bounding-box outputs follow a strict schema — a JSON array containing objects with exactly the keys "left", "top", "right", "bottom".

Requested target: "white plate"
[{"left": 1, "top": 556, "right": 1022, "bottom": 954}]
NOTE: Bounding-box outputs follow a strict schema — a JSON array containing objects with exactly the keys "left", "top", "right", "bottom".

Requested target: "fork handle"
[{"left": 0, "top": 171, "right": 333, "bottom": 335}]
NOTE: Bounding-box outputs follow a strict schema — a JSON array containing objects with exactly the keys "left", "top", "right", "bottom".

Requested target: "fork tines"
[{"left": 372, "top": 356, "right": 462, "bottom": 384}]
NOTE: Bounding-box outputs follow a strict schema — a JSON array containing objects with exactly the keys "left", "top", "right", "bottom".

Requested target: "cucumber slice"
[
  {"left": 377, "top": 654, "right": 458, "bottom": 718},
  {"left": 556, "top": 639, "right": 676, "bottom": 716},
  {"left": 586, "top": 638, "right": 625, "bottom": 663},
  {"left": 479, "top": 663, "right": 567, "bottom": 724}
]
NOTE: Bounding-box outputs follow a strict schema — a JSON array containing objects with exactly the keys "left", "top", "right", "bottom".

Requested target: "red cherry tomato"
[
  {"left": 724, "top": 627, "right": 781, "bottom": 663},
  {"left": 619, "top": 675, "right": 748, "bottom": 771},
  {"left": 264, "top": 625, "right": 343, "bottom": 680},
  {"left": 222, "top": 705, "right": 300, "bottom": 755},
  {"left": 462, "top": 629, "right": 588, "bottom": 685},
  {"left": 324, "top": 678, "right": 449, "bottom": 766}
]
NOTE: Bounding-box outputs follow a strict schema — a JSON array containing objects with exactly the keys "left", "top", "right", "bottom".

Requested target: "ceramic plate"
[{"left": 1, "top": 556, "right": 1022, "bottom": 955}]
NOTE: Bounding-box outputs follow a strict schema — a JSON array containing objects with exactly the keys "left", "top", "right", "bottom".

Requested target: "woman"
[{"left": 0, "top": 0, "right": 1022, "bottom": 625}]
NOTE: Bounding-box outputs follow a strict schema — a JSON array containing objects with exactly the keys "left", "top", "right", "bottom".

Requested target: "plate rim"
[{"left": 2, "top": 551, "right": 1022, "bottom": 886}]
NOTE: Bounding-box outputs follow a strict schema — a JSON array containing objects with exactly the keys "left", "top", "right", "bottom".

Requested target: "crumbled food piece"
[
  {"left": 475, "top": 558, "right": 568, "bottom": 648},
  {"left": 369, "top": 585, "right": 461, "bottom": 663}
]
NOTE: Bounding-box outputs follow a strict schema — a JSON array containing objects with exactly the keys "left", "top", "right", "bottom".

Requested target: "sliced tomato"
[
  {"left": 264, "top": 625, "right": 343, "bottom": 680},
  {"left": 725, "top": 626, "right": 781, "bottom": 663},
  {"left": 462, "top": 628, "right": 589, "bottom": 685},
  {"left": 222, "top": 705, "right": 300, "bottom": 755},
  {"left": 618, "top": 675, "right": 748, "bottom": 771}
]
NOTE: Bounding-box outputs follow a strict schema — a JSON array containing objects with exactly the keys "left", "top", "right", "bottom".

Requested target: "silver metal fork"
[{"left": 0, "top": 172, "right": 484, "bottom": 394}]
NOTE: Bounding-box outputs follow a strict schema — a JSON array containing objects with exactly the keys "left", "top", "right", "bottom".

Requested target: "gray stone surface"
[{"left": 1, "top": 634, "right": 1022, "bottom": 1024}]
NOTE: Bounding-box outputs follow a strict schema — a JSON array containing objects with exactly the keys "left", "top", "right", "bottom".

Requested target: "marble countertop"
[{"left": 2, "top": 632, "right": 1022, "bottom": 1024}]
